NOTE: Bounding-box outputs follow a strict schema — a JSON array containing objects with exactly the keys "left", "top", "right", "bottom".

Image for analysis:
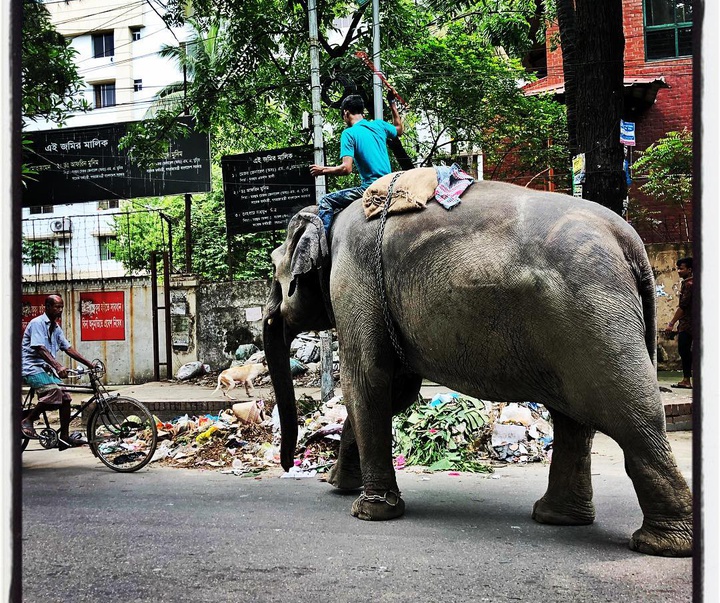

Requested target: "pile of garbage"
[
  {"left": 150, "top": 402, "right": 277, "bottom": 475},
  {"left": 486, "top": 402, "right": 554, "bottom": 463},
  {"left": 149, "top": 394, "right": 347, "bottom": 475},
  {"left": 152, "top": 368, "right": 553, "bottom": 474}
]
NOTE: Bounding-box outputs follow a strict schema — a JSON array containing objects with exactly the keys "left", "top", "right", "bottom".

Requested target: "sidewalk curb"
[{"left": 110, "top": 381, "right": 692, "bottom": 431}]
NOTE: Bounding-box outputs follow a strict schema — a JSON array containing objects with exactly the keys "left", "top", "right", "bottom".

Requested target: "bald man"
[{"left": 21, "top": 295, "right": 95, "bottom": 449}]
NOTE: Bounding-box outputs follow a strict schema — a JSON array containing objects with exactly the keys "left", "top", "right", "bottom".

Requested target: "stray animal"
[{"left": 213, "top": 363, "right": 266, "bottom": 399}]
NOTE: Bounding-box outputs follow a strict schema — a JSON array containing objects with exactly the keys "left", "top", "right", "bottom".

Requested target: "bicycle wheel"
[
  {"left": 20, "top": 409, "right": 31, "bottom": 452},
  {"left": 87, "top": 396, "right": 157, "bottom": 472}
]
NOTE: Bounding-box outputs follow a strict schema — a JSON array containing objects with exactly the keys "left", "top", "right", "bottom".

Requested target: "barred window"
[
  {"left": 99, "top": 236, "right": 116, "bottom": 261},
  {"left": 644, "top": 0, "right": 693, "bottom": 60}
]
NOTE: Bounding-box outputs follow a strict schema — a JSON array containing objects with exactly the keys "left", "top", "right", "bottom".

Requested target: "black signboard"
[
  {"left": 221, "top": 145, "right": 316, "bottom": 235},
  {"left": 22, "top": 118, "right": 211, "bottom": 206}
]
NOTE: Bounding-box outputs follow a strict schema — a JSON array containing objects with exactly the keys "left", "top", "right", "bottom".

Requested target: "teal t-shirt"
[{"left": 340, "top": 119, "right": 397, "bottom": 188}]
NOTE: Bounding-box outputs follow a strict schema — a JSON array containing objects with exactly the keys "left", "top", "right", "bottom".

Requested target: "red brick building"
[{"left": 522, "top": 0, "right": 693, "bottom": 243}]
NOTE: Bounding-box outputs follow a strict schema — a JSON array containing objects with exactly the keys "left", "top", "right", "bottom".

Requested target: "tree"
[
  {"left": 109, "top": 170, "right": 276, "bottom": 281},
  {"left": 555, "top": 0, "right": 626, "bottom": 214},
  {"left": 632, "top": 130, "right": 693, "bottom": 240},
  {"left": 116, "top": 0, "right": 566, "bottom": 280},
  {"left": 431, "top": 0, "right": 627, "bottom": 212},
  {"left": 127, "top": 0, "right": 562, "bottom": 168},
  {"left": 21, "top": 239, "right": 57, "bottom": 266},
  {"left": 393, "top": 21, "right": 566, "bottom": 180}
]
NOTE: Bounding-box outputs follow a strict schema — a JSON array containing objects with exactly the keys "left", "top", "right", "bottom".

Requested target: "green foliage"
[
  {"left": 117, "top": 0, "right": 566, "bottom": 276},
  {"left": 21, "top": 0, "right": 89, "bottom": 124},
  {"left": 110, "top": 169, "right": 278, "bottom": 281},
  {"left": 126, "top": 1, "right": 565, "bottom": 174},
  {"left": 22, "top": 239, "right": 57, "bottom": 266},
  {"left": 393, "top": 22, "right": 567, "bottom": 176},
  {"left": 393, "top": 395, "right": 492, "bottom": 472},
  {"left": 109, "top": 201, "right": 180, "bottom": 275},
  {"left": 632, "top": 130, "right": 693, "bottom": 209}
]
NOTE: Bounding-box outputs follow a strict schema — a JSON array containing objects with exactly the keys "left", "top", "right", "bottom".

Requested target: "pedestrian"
[
  {"left": 21, "top": 294, "right": 96, "bottom": 449},
  {"left": 665, "top": 257, "right": 694, "bottom": 389},
  {"left": 310, "top": 92, "right": 404, "bottom": 234}
]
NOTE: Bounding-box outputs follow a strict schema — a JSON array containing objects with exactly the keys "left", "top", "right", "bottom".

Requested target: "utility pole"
[
  {"left": 184, "top": 193, "right": 192, "bottom": 273},
  {"left": 308, "top": 0, "right": 334, "bottom": 403},
  {"left": 372, "top": 0, "right": 382, "bottom": 119}
]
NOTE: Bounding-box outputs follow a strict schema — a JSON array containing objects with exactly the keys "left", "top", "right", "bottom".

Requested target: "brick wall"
[{"left": 520, "top": 0, "right": 693, "bottom": 243}]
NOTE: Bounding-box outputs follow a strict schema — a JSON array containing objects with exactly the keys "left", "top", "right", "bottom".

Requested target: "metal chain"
[
  {"left": 357, "top": 490, "right": 402, "bottom": 507},
  {"left": 373, "top": 172, "right": 409, "bottom": 368}
]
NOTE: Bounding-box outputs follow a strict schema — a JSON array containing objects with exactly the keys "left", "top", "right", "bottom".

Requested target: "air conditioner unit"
[{"left": 50, "top": 218, "right": 72, "bottom": 234}]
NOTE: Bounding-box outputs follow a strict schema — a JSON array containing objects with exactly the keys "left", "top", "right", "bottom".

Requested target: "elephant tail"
[{"left": 632, "top": 245, "right": 658, "bottom": 368}]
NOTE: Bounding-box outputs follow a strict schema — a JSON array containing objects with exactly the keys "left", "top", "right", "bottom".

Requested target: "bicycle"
[{"left": 21, "top": 360, "right": 158, "bottom": 472}]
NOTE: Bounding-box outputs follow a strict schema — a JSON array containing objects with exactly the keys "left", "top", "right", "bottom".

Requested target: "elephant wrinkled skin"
[{"left": 262, "top": 179, "right": 692, "bottom": 557}]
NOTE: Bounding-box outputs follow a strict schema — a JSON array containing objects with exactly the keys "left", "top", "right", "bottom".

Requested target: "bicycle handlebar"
[{"left": 66, "top": 359, "right": 106, "bottom": 379}]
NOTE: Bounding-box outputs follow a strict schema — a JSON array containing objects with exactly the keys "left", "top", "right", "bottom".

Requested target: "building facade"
[
  {"left": 522, "top": 0, "right": 693, "bottom": 243},
  {"left": 23, "top": 0, "right": 190, "bottom": 281}
]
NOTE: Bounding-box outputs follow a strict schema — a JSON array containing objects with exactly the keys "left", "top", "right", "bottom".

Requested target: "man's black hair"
[
  {"left": 340, "top": 95, "right": 364, "bottom": 116},
  {"left": 677, "top": 257, "right": 693, "bottom": 270}
]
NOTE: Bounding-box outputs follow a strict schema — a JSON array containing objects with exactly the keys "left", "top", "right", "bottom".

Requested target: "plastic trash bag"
[
  {"left": 176, "top": 361, "right": 206, "bottom": 381},
  {"left": 235, "top": 344, "right": 259, "bottom": 362},
  {"left": 290, "top": 358, "right": 308, "bottom": 376},
  {"left": 247, "top": 350, "right": 266, "bottom": 364},
  {"left": 296, "top": 341, "right": 320, "bottom": 363}
]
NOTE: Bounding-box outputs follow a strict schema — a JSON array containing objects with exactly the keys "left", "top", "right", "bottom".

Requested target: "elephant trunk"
[{"left": 263, "top": 301, "right": 297, "bottom": 472}]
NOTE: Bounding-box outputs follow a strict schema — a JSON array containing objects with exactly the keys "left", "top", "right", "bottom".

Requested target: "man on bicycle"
[{"left": 21, "top": 294, "right": 96, "bottom": 450}]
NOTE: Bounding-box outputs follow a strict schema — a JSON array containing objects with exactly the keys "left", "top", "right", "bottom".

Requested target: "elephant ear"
[{"left": 287, "top": 212, "right": 329, "bottom": 297}]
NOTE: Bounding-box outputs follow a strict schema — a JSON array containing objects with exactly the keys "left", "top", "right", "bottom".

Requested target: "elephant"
[{"left": 262, "top": 178, "right": 692, "bottom": 557}]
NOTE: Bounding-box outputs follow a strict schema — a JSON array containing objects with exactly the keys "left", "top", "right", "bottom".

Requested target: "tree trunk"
[
  {"left": 557, "top": 0, "right": 626, "bottom": 215},
  {"left": 556, "top": 0, "right": 578, "bottom": 158},
  {"left": 575, "top": 0, "right": 626, "bottom": 214}
]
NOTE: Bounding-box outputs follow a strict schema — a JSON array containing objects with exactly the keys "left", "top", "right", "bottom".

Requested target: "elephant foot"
[
  {"left": 629, "top": 521, "right": 693, "bottom": 557},
  {"left": 327, "top": 463, "right": 362, "bottom": 491},
  {"left": 351, "top": 490, "right": 405, "bottom": 521},
  {"left": 532, "top": 496, "right": 595, "bottom": 526}
]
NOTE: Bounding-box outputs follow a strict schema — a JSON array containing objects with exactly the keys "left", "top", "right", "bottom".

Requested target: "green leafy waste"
[{"left": 392, "top": 395, "right": 492, "bottom": 473}]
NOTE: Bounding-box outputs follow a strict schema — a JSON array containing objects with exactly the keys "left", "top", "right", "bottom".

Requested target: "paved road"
[{"left": 21, "top": 432, "right": 692, "bottom": 602}]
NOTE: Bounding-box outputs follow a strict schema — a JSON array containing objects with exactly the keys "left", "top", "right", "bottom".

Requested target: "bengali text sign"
[
  {"left": 221, "top": 145, "right": 316, "bottom": 235},
  {"left": 80, "top": 291, "right": 125, "bottom": 341}
]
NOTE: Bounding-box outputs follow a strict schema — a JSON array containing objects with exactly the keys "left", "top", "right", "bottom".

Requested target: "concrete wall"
[
  {"left": 647, "top": 242, "right": 694, "bottom": 369},
  {"left": 22, "top": 277, "right": 157, "bottom": 384},
  {"left": 195, "top": 280, "right": 271, "bottom": 371}
]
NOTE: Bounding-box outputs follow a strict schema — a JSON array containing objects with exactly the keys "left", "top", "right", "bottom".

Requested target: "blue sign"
[{"left": 620, "top": 120, "right": 636, "bottom": 146}]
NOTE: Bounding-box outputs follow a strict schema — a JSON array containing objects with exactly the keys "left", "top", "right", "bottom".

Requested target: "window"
[
  {"left": 94, "top": 82, "right": 116, "bottom": 108},
  {"left": 644, "top": 0, "right": 693, "bottom": 59},
  {"left": 98, "top": 200, "right": 120, "bottom": 210},
  {"left": 131, "top": 27, "right": 141, "bottom": 42},
  {"left": 98, "top": 236, "right": 116, "bottom": 261},
  {"left": 92, "top": 32, "right": 114, "bottom": 58},
  {"left": 134, "top": 79, "right": 143, "bottom": 92},
  {"left": 29, "top": 205, "right": 53, "bottom": 214}
]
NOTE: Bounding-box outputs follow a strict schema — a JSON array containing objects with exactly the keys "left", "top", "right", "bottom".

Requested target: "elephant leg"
[
  {"left": 342, "top": 359, "right": 420, "bottom": 521},
  {"left": 532, "top": 408, "right": 596, "bottom": 526},
  {"left": 614, "top": 419, "right": 692, "bottom": 557},
  {"left": 327, "top": 418, "right": 362, "bottom": 490},
  {"left": 328, "top": 371, "right": 421, "bottom": 493},
  {"left": 567, "top": 374, "right": 692, "bottom": 557}
]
